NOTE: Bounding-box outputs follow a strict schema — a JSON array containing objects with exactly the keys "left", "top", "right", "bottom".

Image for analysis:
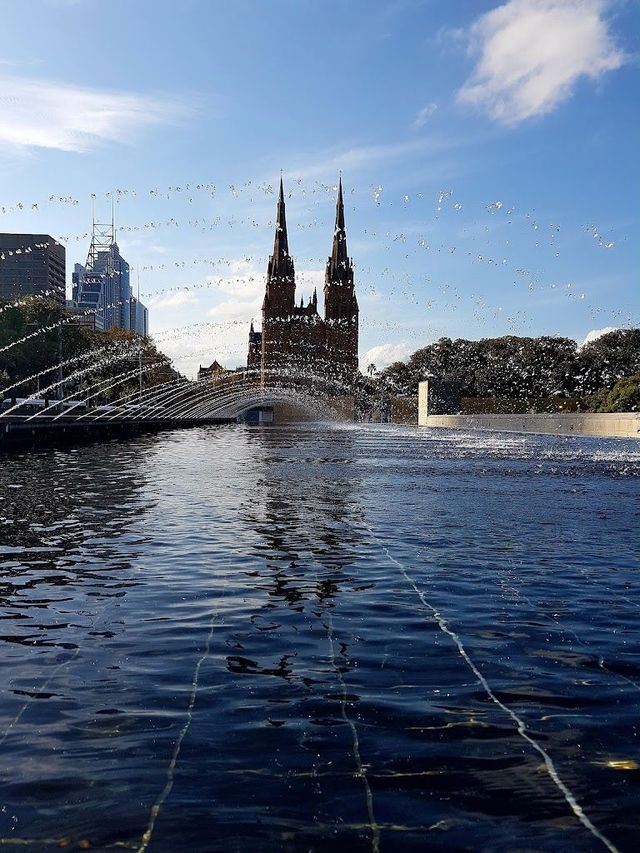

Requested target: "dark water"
[{"left": 0, "top": 424, "right": 638, "bottom": 853}]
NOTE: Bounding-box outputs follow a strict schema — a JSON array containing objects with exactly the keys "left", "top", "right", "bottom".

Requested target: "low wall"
[
  {"left": 391, "top": 397, "right": 418, "bottom": 424},
  {"left": 420, "top": 413, "right": 640, "bottom": 439},
  {"left": 272, "top": 396, "right": 355, "bottom": 423},
  {"left": 417, "top": 380, "right": 639, "bottom": 438},
  {"left": 0, "top": 416, "right": 233, "bottom": 451},
  {"left": 272, "top": 401, "right": 316, "bottom": 423}
]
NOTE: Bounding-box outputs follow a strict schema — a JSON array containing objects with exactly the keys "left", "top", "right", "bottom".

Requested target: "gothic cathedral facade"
[{"left": 247, "top": 178, "right": 359, "bottom": 389}]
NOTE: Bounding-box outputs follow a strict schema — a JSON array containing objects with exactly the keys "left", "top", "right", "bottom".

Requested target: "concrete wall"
[
  {"left": 420, "top": 412, "right": 640, "bottom": 439},
  {"left": 391, "top": 397, "right": 418, "bottom": 424},
  {"left": 417, "top": 382, "right": 639, "bottom": 438},
  {"left": 272, "top": 396, "right": 355, "bottom": 423},
  {"left": 272, "top": 401, "right": 316, "bottom": 423}
]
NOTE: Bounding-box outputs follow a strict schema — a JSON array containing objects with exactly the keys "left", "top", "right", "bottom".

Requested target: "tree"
[
  {"left": 387, "top": 335, "right": 580, "bottom": 399},
  {"left": 0, "top": 298, "right": 176, "bottom": 403},
  {"left": 378, "top": 360, "right": 415, "bottom": 396},
  {"left": 589, "top": 374, "right": 640, "bottom": 413},
  {"left": 474, "top": 336, "right": 578, "bottom": 398},
  {"left": 576, "top": 330, "right": 640, "bottom": 395}
]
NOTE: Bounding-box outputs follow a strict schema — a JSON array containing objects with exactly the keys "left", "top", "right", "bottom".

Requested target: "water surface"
[{"left": 1, "top": 424, "right": 638, "bottom": 851}]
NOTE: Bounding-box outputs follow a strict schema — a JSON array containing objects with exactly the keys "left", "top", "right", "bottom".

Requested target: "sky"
[{"left": 0, "top": 0, "right": 638, "bottom": 377}]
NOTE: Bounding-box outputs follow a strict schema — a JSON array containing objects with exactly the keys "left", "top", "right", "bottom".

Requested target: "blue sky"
[{"left": 0, "top": 0, "right": 638, "bottom": 376}]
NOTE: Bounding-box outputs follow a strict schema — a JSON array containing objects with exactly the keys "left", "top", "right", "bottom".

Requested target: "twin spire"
[
  {"left": 264, "top": 175, "right": 354, "bottom": 321},
  {"left": 270, "top": 175, "right": 349, "bottom": 274}
]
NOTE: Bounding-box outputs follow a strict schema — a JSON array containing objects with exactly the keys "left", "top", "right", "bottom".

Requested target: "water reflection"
[
  {"left": 0, "top": 443, "right": 153, "bottom": 647},
  {"left": 0, "top": 425, "right": 638, "bottom": 852}
]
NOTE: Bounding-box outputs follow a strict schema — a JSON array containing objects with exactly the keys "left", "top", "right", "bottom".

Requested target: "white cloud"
[
  {"left": 0, "top": 74, "right": 192, "bottom": 152},
  {"left": 414, "top": 102, "right": 438, "bottom": 127},
  {"left": 287, "top": 140, "right": 429, "bottom": 182},
  {"left": 206, "top": 264, "right": 324, "bottom": 322},
  {"left": 456, "top": 0, "right": 624, "bottom": 125},
  {"left": 360, "top": 342, "right": 411, "bottom": 373},
  {"left": 149, "top": 290, "right": 198, "bottom": 309},
  {"left": 580, "top": 326, "right": 617, "bottom": 347},
  {"left": 210, "top": 260, "right": 265, "bottom": 298},
  {"left": 207, "top": 295, "right": 263, "bottom": 322},
  {"left": 205, "top": 261, "right": 264, "bottom": 327}
]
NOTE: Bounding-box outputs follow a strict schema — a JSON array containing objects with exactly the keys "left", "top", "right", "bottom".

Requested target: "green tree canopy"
[
  {"left": 0, "top": 298, "right": 177, "bottom": 403},
  {"left": 374, "top": 330, "right": 640, "bottom": 407}
]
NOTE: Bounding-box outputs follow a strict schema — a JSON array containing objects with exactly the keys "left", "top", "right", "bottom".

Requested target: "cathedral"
[{"left": 247, "top": 177, "right": 359, "bottom": 390}]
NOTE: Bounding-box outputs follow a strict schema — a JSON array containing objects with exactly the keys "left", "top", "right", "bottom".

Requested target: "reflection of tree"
[{"left": 0, "top": 445, "right": 153, "bottom": 645}]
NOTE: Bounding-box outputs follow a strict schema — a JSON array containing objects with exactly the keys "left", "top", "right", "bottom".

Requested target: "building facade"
[
  {"left": 0, "top": 233, "right": 66, "bottom": 305},
  {"left": 72, "top": 219, "right": 147, "bottom": 334},
  {"left": 128, "top": 295, "right": 149, "bottom": 336},
  {"left": 249, "top": 178, "right": 358, "bottom": 390},
  {"left": 197, "top": 359, "right": 227, "bottom": 382}
]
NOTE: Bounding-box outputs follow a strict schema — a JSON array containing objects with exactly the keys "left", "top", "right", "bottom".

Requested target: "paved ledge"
[
  {"left": 419, "top": 413, "right": 640, "bottom": 439},
  {"left": 0, "top": 417, "right": 234, "bottom": 451}
]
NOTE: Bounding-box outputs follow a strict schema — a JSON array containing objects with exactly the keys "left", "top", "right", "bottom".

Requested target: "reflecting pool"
[{"left": 1, "top": 424, "right": 638, "bottom": 851}]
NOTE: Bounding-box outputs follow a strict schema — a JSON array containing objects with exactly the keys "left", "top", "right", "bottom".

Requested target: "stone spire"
[
  {"left": 329, "top": 176, "right": 349, "bottom": 275},
  {"left": 324, "top": 176, "right": 358, "bottom": 332},
  {"left": 264, "top": 176, "right": 295, "bottom": 316},
  {"left": 272, "top": 176, "right": 290, "bottom": 265}
]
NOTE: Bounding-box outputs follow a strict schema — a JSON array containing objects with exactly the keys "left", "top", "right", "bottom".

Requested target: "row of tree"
[
  {"left": 0, "top": 299, "right": 179, "bottom": 403},
  {"left": 364, "top": 330, "right": 640, "bottom": 412}
]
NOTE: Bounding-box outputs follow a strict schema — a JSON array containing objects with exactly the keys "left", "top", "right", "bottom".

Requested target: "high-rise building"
[
  {"left": 72, "top": 218, "right": 146, "bottom": 333},
  {"left": 128, "top": 295, "right": 149, "bottom": 336},
  {"left": 249, "top": 178, "right": 358, "bottom": 388},
  {"left": 0, "top": 233, "right": 66, "bottom": 305}
]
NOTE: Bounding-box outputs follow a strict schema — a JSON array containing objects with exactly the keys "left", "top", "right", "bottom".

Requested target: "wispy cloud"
[
  {"left": 206, "top": 262, "right": 324, "bottom": 323},
  {"left": 414, "top": 102, "right": 438, "bottom": 127},
  {"left": 456, "top": 0, "right": 624, "bottom": 125},
  {"left": 286, "top": 140, "right": 430, "bottom": 182},
  {"left": 0, "top": 74, "right": 193, "bottom": 152},
  {"left": 149, "top": 290, "right": 198, "bottom": 309}
]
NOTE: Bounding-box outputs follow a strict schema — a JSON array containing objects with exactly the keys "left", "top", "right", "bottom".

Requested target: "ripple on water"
[{"left": 0, "top": 424, "right": 638, "bottom": 851}]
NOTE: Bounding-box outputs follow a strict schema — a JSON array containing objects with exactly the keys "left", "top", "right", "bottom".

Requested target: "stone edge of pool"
[{"left": 417, "top": 382, "right": 640, "bottom": 439}]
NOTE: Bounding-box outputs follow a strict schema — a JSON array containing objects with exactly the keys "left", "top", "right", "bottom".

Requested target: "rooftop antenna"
[{"left": 86, "top": 208, "right": 116, "bottom": 271}]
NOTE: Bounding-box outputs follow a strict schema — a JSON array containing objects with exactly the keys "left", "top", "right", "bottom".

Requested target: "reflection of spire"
[{"left": 238, "top": 428, "right": 363, "bottom": 614}]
